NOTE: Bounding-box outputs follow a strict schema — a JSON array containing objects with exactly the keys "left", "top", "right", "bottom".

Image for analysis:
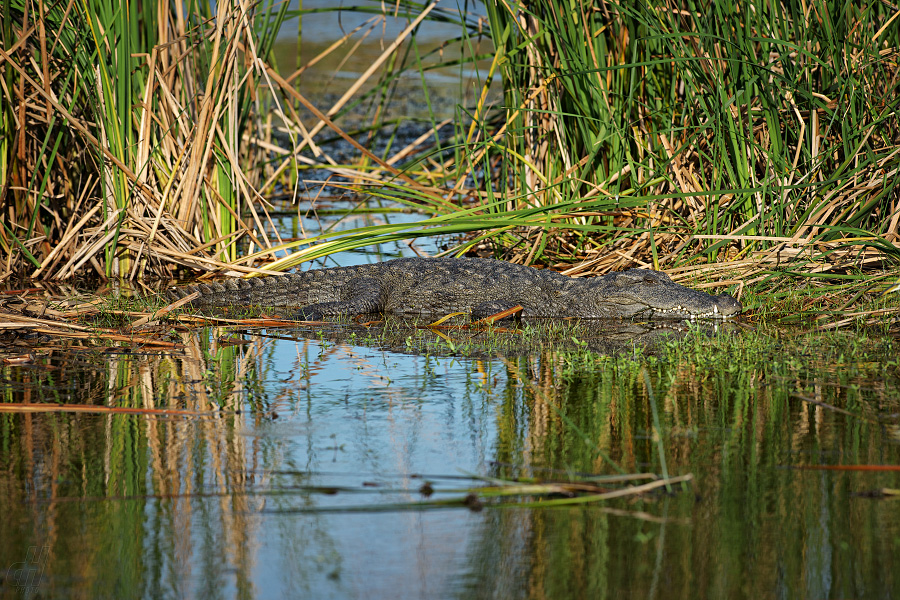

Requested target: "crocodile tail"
[{"left": 166, "top": 276, "right": 286, "bottom": 306}]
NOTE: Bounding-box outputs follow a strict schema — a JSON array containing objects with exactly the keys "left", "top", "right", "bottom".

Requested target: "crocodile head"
[{"left": 589, "top": 268, "right": 742, "bottom": 319}]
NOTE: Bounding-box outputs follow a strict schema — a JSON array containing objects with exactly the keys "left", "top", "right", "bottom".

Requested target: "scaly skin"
[{"left": 166, "top": 257, "right": 742, "bottom": 320}]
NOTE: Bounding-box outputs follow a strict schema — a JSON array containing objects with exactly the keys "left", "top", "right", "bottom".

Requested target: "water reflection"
[{"left": 1, "top": 324, "right": 899, "bottom": 598}]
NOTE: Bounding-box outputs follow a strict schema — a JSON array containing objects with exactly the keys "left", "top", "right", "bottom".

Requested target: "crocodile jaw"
[
  {"left": 587, "top": 269, "right": 743, "bottom": 320},
  {"left": 628, "top": 293, "right": 743, "bottom": 320}
]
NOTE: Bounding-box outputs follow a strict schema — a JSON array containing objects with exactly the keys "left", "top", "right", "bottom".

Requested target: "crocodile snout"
[{"left": 713, "top": 294, "right": 742, "bottom": 317}]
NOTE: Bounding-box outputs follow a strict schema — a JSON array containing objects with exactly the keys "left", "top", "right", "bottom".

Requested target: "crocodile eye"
[{"left": 643, "top": 277, "right": 656, "bottom": 284}]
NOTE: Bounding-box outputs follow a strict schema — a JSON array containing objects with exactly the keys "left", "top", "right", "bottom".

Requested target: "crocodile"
[{"left": 166, "top": 257, "right": 742, "bottom": 320}]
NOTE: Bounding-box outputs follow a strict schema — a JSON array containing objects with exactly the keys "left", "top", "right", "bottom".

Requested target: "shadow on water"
[{"left": 1, "top": 312, "right": 900, "bottom": 598}]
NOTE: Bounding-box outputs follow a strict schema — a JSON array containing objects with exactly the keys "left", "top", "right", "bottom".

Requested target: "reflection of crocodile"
[
  {"left": 279, "top": 318, "right": 741, "bottom": 359},
  {"left": 167, "top": 257, "right": 742, "bottom": 320}
]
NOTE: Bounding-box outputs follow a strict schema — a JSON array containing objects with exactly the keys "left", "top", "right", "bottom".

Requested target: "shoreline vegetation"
[{"left": 1, "top": 0, "right": 899, "bottom": 322}]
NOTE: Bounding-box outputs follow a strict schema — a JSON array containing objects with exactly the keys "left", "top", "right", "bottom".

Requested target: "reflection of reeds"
[
  {"left": 2, "top": 316, "right": 900, "bottom": 595},
  {"left": 0, "top": 334, "right": 275, "bottom": 594},
  {"left": 470, "top": 339, "right": 900, "bottom": 598}
]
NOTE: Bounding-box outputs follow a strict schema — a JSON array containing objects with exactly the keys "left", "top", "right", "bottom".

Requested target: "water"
[{"left": 2, "top": 310, "right": 899, "bottom": 598}]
